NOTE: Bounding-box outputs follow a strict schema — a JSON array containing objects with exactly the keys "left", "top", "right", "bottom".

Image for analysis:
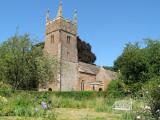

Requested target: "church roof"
[{"left": 78, "top": 62, "right": 99, "bottom": 75}]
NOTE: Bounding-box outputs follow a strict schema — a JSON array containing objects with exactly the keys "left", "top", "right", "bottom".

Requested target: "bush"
[
  {"left": 0, "top": 82, "right": 12, "bottom": 90},
  {"left": 150, "top": 86, "right": 160, "bottom": 119},
  {"left": 0, "top": 82, "right": 13, "bottom": 97},
  {"left": 143, "top": 76, "right": 160, "bottom": 91},
  {"left": 106, "top": 80, "right": 127, "bottom": 98}
]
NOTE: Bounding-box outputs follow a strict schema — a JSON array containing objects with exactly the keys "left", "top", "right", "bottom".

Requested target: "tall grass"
[
  {"left": 0, "top": 90, "right": 136, "bottom": 120},
  {"left": 0, "top": 91, "right": 56, "bottom": 119}
]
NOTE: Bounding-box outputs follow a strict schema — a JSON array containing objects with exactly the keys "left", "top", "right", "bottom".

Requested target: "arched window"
[
  {"left": 48, "top": 88, "right": 52, "bottom": 91},
  {"left": 81, "top": 80, "right": 84, "bottom": 91},
  {"left": 99, "top": 88, "right": 103, "bottom": 91}
]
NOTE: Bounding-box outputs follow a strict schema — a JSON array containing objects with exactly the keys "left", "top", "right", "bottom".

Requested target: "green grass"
[{"left": 0, "top": 90, "right": 136, "bottom": 120}]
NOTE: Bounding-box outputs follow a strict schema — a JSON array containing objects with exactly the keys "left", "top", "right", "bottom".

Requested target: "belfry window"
[
  {"left": 51, "top": 35, "right": 54, "bottom": 44},
  {"left": 67, "top": 36, "right": 71, "bottom": 44}
]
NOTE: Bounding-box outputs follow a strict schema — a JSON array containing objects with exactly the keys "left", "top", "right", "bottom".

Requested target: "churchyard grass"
[{"left": 0, "top": 90, "right": 138, "bottom": 120}]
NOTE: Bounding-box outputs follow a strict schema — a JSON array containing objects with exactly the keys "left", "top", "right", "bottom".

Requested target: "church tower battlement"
[{"left": 44, "top": 1, "right": 78, "bottom": 63}]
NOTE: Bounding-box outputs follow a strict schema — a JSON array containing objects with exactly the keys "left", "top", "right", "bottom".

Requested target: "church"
[{"left": 39, "top": 1, "right": 117, "bottom": 91}]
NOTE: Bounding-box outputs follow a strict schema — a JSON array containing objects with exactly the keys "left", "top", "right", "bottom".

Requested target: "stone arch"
[
  {"left": 48, "top": 88, "right": 52, "bottom": 91},
  {"left": 99, "top": 88, "right": 103, "bottom": 91}
]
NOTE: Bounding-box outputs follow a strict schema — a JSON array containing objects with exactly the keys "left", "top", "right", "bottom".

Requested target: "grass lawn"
[
  {"left": 0, "top": 91, "right": 135, "bottom": 120},
  {"left": 56, "top": 108, "right": 121, "bottom": 120},
  {"left": 0, "top": 108, "right": 122, "bottom": 120}
]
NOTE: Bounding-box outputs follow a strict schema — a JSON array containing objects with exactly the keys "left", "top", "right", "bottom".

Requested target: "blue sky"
[{"left": 0, "top": 0, "right": 160, "bottom": 66}]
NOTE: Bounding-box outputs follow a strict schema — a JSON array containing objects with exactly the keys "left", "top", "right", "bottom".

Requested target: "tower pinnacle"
[
  {"left": 46, "top": 9, "right": 50, "bottom": 23},
  {"left": 73, "top": 9, "right": 77, "bottom": 24},
  {"left": 57, "top": 0, "right": 63, "bottom": 18}
]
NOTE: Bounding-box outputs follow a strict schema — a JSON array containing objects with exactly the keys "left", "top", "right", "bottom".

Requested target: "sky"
[{"left": 0, "top": 0, "right": 160, "bottom": 66}]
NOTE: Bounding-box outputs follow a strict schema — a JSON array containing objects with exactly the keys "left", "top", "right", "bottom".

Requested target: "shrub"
[
  {"left": 0, "top": 82, "right": 12, "bottom": 90},
  {"left": 143, "top": 76, "right": 160, "bottom": 91},
  {"left": 0, "top": 82, "right": 13, "bottom": 97},
  {"left": 150, "top": 86, "right": 160, "bottom": 119},
  {"left": 106, "top": 80, "right": 127, "bottom": 98}
]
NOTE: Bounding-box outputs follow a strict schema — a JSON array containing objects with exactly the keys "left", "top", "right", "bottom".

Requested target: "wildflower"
[
  {"left": 35, "top": 108, "right": 39, "bottom": 112},
  {"left": 136, "top": 115, "right": 141, "bottom": 120},
  {"left": 35, "top": 96, "right": 38, "bottom": 100},
  {"left": 146, "top": 91, "right": 149, "bottom": 94},
  {"left": 3, "top": 98, "right": 7, "bottom": 103},
  {"left": 0, "top": 96, "right": 8, "bottom": 103},
  {"left": 144, "top": 106, "right": 151, "bottom": 110},
  {"left": 41, "top": 101, "right": 48, "bottom": 109},
  {"left": 156, "top": 109, "right": 160, "bottom": 113}
]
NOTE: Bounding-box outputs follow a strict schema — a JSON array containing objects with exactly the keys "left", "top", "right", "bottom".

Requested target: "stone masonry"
[{"left": 39, "top": 1, "right": 117, "bottom": 91}]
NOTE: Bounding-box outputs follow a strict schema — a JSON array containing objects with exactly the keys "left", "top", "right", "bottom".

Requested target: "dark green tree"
[
  {"left": 114, "top": 43, "right": 148, "bottom": 84},
  {"left": 145, "top": 39, "right": 160, "bottom": 77},
  {"left": 0, "top": 34, "right": 58, "bottom": 90},
  {"left": 77, "top": 37, "right": 96, "bottom": 64},
  {"left": 114, "top": 39, "right": 160, "bottom": 93}
]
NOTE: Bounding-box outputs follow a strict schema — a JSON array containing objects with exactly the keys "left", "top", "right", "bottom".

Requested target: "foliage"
[
  {"left": 0, "top": 34, "right": 58, "bottom": 90},
  {"left": 77, "top": 36, "right": 96, "bottom": 64},
  {"left": 145, "top": 40, "right": 160, "bottom": 78},
  {"left": 114, "top": 43, "right": 148, "bottom": 84},
  {"left": 114, "top": 39, "right": 160, "bottom": 93},
  {"left": 143, "top": 76, "right": 160, "bottom": 91},
  {"left": 103, "top": 66, "right": 115, "bottom": 71},
  {"left": 0, "top": 92, "right": 56, "bottom": 119},
  {"left": 150, "top": 86, "right": 160, "bottom": 119},
  {"left": 106, "top": 80, "right": 127, "bottom": 97},
  {"left": 0, "top": 82, "right": 12, "bottom": 90},
  {"left": 2, "top": 90, "right": 154, "bottom": 120}
]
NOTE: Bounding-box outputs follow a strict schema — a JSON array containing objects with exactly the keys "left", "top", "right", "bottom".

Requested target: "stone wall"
[
  {"left": 61, "top": 61, "right": 78, "bottom": 91},
  {"left": 78, "top": 62, "right": 99, "bottom": 91},
  {"left": 96, "top": 67, "right": 117, "bottom": 90},
  {"left": 60, "top": 30, "right": 78, "bottom": 63},
  {"left": 78, "top": 72, "right": 96, "bottom": 91}
]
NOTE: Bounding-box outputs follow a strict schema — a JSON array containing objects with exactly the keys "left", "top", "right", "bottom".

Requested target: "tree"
[
  {"left": 114, "top": 40, "right": 160, "bottom": 93},
  {"left": 145, "top": 39, "right": 160, "bottom": 78},
  {"left": 0, "top": 34, "right": 58, "bottom": 90},
  {"left": 77, "top": 37, "right": 96, "bottom": 64},
  {"left": 114, "top": 43, "right": 148, "bottom": 84},
  {"left": 103, "top": 66, "right": 114, "bottom": 71}
]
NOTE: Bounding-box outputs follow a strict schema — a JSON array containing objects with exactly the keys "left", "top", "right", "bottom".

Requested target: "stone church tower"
[
  {"left": 43, "top": 1, "right": 79, "bottom": 91},
  {"left": 40, "top": 1, "right": 117, "bottom": 92}
]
